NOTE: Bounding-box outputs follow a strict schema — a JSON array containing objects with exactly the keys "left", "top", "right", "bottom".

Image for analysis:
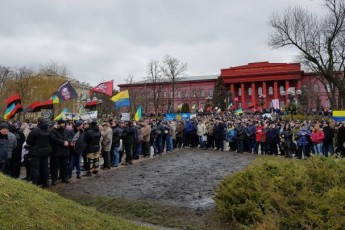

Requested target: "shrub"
[{"left": 215, "top": 156, "right": 345, "bottom": 229}]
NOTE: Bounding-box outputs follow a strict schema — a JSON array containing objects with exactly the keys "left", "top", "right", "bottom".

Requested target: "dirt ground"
[{"left": 53, "top": 148, "right": 257, "bottom": 209}]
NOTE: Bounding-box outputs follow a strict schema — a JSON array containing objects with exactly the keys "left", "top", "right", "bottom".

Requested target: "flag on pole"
[
  {"left": 235, "top": 108, "right": 243, "bottom": 115},
  {"left": 4, "top": 103, "right": 22, "bottom": 120},
  {"left": 134, "top": 105, "right": 142, "bottom": 121},
  {"left": 54, "top": 108, "right": 68, "bottom": 121},
  {"left": 54, "top": 81, "right": 78, "bottom": 102},
  {"left": 51, "top": 94, "right": 60, "bottom": 104},
  {"left": 90, "top": 80, "right": 113, "bottom": 96},
  {"left": 111, "top": 90, "right": 130, "bottom": 109},
  {"left": 5, "top": 93, "right": 21, "bottom": 107},
  {"left": 24, "top": 101, "right": 41, "bottom": 112}
]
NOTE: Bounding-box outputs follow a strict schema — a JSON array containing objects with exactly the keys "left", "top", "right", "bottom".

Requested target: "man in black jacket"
[
  {"left": 50, "top": 120, "right": 69, "bottom": 185},
  {"left": 121, "top": 121, "right": 136, "bottom": 165},
  {"left": 26, "top": 117, "right": 51, "bottom": 187},
  {"left": 84, "top": 121, "right": 101, "bottom": 176},
  {"left": 9, "top": 123, "right": 25, "bottom": 178},
  {"left": 111, "top": 121, "right": 122, "bottom": 167}
]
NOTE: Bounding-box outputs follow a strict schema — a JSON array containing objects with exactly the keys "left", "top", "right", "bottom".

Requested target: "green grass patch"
[
  {"left": 0, "top": 173, "right": 150, "bottom": 230},
  {"left": 215, "top": 156, "right": 345, "bottom": 229}
]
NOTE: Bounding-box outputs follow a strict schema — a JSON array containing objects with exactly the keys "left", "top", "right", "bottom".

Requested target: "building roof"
[{"left": 121, "top": 74, "right": 218, "bottom": 86}]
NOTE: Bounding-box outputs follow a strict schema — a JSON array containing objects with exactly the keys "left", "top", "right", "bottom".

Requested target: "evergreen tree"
[
  {"left": 181, "top": 103, "right": 190, "bottom": 113},
  {"left": 212, "top": 76, "right": 227, "bottom": 111}
]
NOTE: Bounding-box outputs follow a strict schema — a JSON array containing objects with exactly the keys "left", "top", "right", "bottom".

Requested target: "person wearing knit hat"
[
  {"left": 68, "top": 119, "right": 85, "bottom": 179},
  {"left": 50, "top": 118, "right": 69, "bottom": 185},
  {"left": 0, "top": 123, "right": 9, "bottom": 172}
]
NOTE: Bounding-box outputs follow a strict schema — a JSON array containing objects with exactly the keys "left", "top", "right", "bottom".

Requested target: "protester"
[
  {"left": 0, "top": 123, "right": 9, "bottom": 173},
  {"left": 121, "top": 121, "right": 136, "bottom": 165},
  {"left": 26, "top": 117, "right": 50, "bottom": 187},
  {"left": 101, "top": 122, "right": 113, "bottom": 169},
  {"left": 111, "top": 120, "right": 122, "bottom": 167},
  {"left": 141, "top": 120, "right": 151, "bottom": 157},
  {"left": 68, "top": 121, "right": 85, "bottom": 179},
  {"left": 310, "top": 123, "right": 325, "bottom": 156},
  {"left": 50, "top": 119, "right": 70, "bottom": 185},
  {"left": 84, "top": 121, "right": 102, "bottom": 176}
]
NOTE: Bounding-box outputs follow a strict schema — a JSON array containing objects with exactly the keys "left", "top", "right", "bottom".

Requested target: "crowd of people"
[{"left": 0, "top": 112, "right": 345, "bottom": 188}]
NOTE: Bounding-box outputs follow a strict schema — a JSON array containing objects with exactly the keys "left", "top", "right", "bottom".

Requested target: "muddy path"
[{"left": 53, "top": 149, "right": 257, "bottom": 209}]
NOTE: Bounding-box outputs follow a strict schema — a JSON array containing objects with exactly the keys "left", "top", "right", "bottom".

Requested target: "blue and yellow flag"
[
  {"left": 134, "top": 105, "right": 142, "bottom": 121},
  {"left": 54, "top": 108, "right": 68, "bottom": 121},
  {"left": 235, "top": 108, "right": 243, "bottom": 115},
  {"left": 111, "top": 90, "right": 130, "bottom": 109}
]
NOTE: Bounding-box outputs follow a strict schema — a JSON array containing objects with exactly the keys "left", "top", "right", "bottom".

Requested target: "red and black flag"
[
  {"left": 38, "top": 99, "right": 54, "bottom": 110},
  {"left": 5, "top": 93, "right": 21, "bottom": 107},
  {"left": 85, "top": 100, "right": 98, "bottom": 109},
  {"left": 89, "top": 80, "right": 114, "bottom": 97},
  {"left": 24, "top": 101, "right": 41, "bottom": 113}
]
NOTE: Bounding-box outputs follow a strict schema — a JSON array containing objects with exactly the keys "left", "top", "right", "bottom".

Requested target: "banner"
[
  {"left": 121, "top": 113, "right": 131, "bottom": 121},
  {"left": 165, "top": 113, "right": 190, "bottom": 121},
  {"left": 62, "top": 111, "right": 98, "bottom": 121}
]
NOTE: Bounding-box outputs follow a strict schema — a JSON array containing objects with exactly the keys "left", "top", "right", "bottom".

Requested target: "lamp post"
[{"left": 280, "top": 88, "right": 302, "bottom": 120}]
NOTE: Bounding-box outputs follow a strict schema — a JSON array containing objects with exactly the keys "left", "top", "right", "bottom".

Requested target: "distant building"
[{"left": 118, "top": 61, "right": 336, "bottom": 113}]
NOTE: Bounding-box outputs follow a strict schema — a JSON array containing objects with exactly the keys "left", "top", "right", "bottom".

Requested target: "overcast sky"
[{"left": 0, "top": 0, "right": 324, "bottom": 87}]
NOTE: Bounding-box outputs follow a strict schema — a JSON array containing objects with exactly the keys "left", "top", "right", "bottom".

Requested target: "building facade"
[{"left": 118, "top": 61, "right": 333, "bottom": 114}]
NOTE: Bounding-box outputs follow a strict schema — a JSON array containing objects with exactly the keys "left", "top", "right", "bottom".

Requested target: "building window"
[
  {"left": 326, "top": 100, "right": 330, "bottom": 107},
  {"left": 192, "top": 90, "right": 196, "bottom": 97},
  {"left": 209, "top": 89, "right": 213, "bottom": 96},
  {"left": 163, "top": 91, "right": 167, "bottom": 98},
  {"left": 170, "top": 91, "right": 173, "bottom": 98},
  {"left": 248, "top": 101, "right": 252, "bottom": 107},
  {"left": 269, "top": 101, "right": 273, "bottom": 108},
  {"left": 238, "top": 88, "right": 241, "bottom": 96},
  {"left": 185, "top": 90, "right": 189, "bottom": 97},
  {"left": 279, "top": 86, "right": 284, "bottom": 93},
  {"left": 280, "top": 101, "right": 285, "bottom": 108},
  {"left": 248, "top": 87, "right": 252, "bottom": 96},
  {"left": 313, "top": 84, "right": 319, "bottom": 92},
  {"left": 268, "top": 87, "right": 273, "bottom": 95},
  {"left": 326, "top": 84, "right": 331, "bottom": 92},
  {"left": 258, "top": 87, "right": 263, "bottom": 95},
  {"left": 201, "top": 89, "right": 205, "bottom": 97},
  {"left": 238, "top": 102, "right": 242, "bottom": 108},
  {"left": 177, "top": 90, "right": 181, "bottom": 98}
]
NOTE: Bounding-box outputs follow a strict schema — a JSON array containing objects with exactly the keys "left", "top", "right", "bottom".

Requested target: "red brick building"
[{"left": 118, "top": 61, "right": 332, "bottom": 113}]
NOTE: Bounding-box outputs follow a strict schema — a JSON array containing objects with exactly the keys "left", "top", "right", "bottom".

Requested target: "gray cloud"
[{"left": 0, "top": 0, "right": 324, "bottom": 87}]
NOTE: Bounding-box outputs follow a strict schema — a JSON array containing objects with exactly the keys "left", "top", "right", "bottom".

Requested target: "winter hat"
[
  {"left": 0, "top": 123, "right": 9, "bottom": 130},
  {"left": 57, "top": 119, "right": 66, "bottom": 125},
  {"left": 37, "top": 117, "right": 45, "bottom": 123},
  {"left": 75, "top": 120, "right": 83, "bottom": 128}
]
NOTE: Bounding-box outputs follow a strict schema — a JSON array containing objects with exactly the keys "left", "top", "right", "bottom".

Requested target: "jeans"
[
  {"left": 156, "top": 136, "right": 163, "bottom": 153},
  {"left": 69, "top": 154, "right": 81, "bottom": 177},
  {"left": 323, "top": 144, "right": 334, "bottom": 157},
  {"left": 313, "top": 143, "right": 324, "bottom": 156},
  {"left": 237, "top": 139, "right": 244, "bottom": 153},
  {"left": 198, "top": 136, "right": 204, "bottom": 148},
  {"left": 111, "top": 146, "right": 119, "bottom": 166},
  {"left": 135, "top": 142, "right": 142, "bottom": 157},
  {"left": 248, "top": 138, "right": 256, "bottom": 153},
  {"left": 166, "top": 135, "right": 173, "bottom": 152}
]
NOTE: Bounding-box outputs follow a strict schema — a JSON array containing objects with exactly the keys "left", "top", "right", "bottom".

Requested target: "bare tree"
[
  {"left": 0, "top": 65, "right": 11, "bottom": 95},
  {"left": 146, "top": 60, "right": 164, "bottom": 115},
  {"left": 161, "top": 55, "right": 187, "bottom": 113},
  {"left": 268, "top": 0, "right": 345, "bottom": 109}
]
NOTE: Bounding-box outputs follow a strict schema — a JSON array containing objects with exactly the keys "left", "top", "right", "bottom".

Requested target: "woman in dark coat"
[{"left": 281, "top": 123, "right": 294, "bottom": 158}]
